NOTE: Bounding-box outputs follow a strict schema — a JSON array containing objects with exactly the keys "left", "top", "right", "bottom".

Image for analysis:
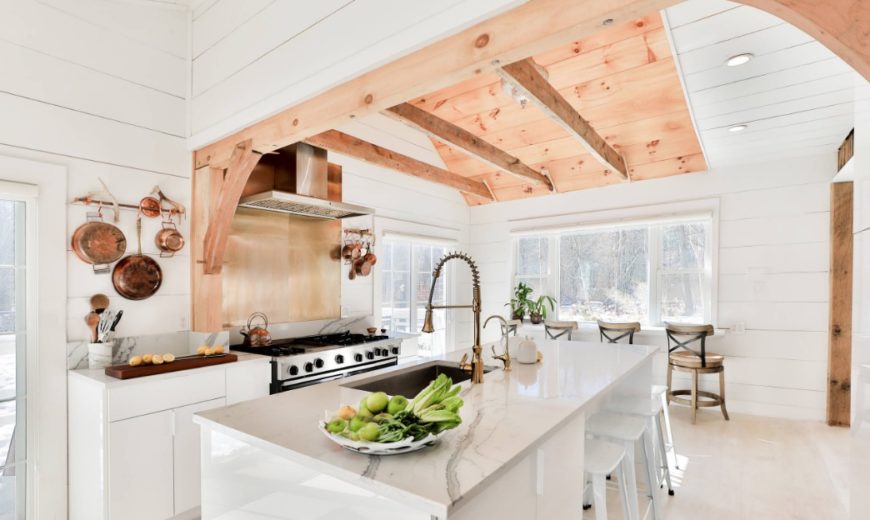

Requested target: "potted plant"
[
  {"left": 506, "top": 282, "right": 533, "bottom": 322},
  {"left": 528, "top": 295, "right": 556, "bottom": 324}
]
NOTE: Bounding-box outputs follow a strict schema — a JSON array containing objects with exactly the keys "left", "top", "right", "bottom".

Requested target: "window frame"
[{"left": 510, "top": 202, "right": 718, "bottom": 327}]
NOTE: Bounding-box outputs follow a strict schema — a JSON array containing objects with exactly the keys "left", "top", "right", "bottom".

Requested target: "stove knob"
[
  {"left": 304, "top": 362, "right": 314, "bottom": 373},
  {"left": 380, "top": 348, "right": 390, "bottom": 357},
  {"left": 334, "top": 354, "right": 345, "bottom": 364},
  {"left": 354, "top": 353, "right": 364, "bottom": 362},
  {"left": 391, "top": 346, "right": 400, "bottom": 355},
  {"left": 314, "top": 358, "right": 324, "bottom": 369},
  {"left": 365, "top": 350, "right": 374, "bottom": 360},
  {"left": 288, "top": 365, "right": 299, "bottom": 376}
]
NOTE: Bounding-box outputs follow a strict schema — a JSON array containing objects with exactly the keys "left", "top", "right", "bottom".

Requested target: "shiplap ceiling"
[{"left": 664, "top": 0, "right": 860, "bottom": 168}]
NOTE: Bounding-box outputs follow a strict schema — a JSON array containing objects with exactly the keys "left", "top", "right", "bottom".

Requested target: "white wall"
[
  {"left": 0, "top": 0, "right": 190, "bottom": 341},
  {"left": 188, "top": 0, "right": 523, "bottom": 148},
  {"left": 469, "top": 154, "right": 836, "bottom": 420}
]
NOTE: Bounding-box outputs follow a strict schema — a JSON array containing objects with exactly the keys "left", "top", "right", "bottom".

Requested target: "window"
[
  {"left": 381, "top": 238, "right": 449, "bottom": 354},
  {"left": 513, "top": 216, "right": 713, "bottom": 326}
]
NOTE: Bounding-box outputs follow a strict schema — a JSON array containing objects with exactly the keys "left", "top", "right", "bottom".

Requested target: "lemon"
[
  {"left": 152, "top": 354, "right": 164, "bottom": 365},
  {"left": 142, "top": 354, "right": 153, "bottom": 364},
  {"left": 163, "top": 353, "right": 175, "bottom": 363},
  {"left": 129, "top": 356, "right": 143, "bottom": 367}
]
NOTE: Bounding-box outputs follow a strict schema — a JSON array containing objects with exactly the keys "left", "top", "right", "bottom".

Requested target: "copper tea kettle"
[{"left": 240, "top": 312, "right": 272, "bottom": 346}]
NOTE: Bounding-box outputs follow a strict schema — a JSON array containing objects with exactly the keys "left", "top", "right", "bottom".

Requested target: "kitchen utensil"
[
  {"left": 351, "top": 243, "right": 362, "bottom": 260},
  {"left": 240, "top": 312, "right": 271, "bottom": 346},
  {"left": 366, "top": 327, "right": 378, "bottom": 335},
  {"left": 363, "top": 252, "right": 377, "bottom": 265},
  {"left": 138, "top": 196, "right": 162, "bottom": 218},
  {"left": 90, "top": 293, "right": 110, "bottom": 314},
  {"left": 109, "top": 310, "right": 123, "bottom": 332},
  {"left": 85, "top": 311, "right": 100, "bottom": 343},
  {"left": 348, "top": 267, "right": 356, "bottom": 280},
  {"left": 154, "top": 218, "right": 184, "bottom": 257},
  {"left": 112, "top": 218, "right": 162, "bottom": 300},
  {"left": 341, "top": 244, "right": 354, "bottom": 260},
  {"left": 71, "top": 209, "right": 127, "bottom": 273},
  {"left": 355, "top": 259, "right": 372, "bottom": 277},
  {"left": 97, "top": 310, "right": 114, "bottom": 342},
  {"left": 104, "top": 353, "right": 237, "bottom": 380}
]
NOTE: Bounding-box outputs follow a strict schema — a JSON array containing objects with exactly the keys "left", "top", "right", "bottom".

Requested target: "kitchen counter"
[
  {"left": 194, "top": 340, "right": 655, "bottom": 519},
  {"left": 68, "top": 352, "right": 268, "bottom": 388}
]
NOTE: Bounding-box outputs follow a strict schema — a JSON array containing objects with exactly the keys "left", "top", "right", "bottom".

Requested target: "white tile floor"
[{"left": 586, "top": 406, "right": 850, "bottom": 520}]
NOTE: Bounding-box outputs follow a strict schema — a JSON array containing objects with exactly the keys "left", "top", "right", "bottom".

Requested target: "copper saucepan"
[
  {"left": 71, "top": 209, "right": 127, "bottom": 273},
  {"left": 155, "top": 218, "right": 184, "bottom": 256},
  {"left": 112, "top": 218, "right": 162, "bottom": 300}
]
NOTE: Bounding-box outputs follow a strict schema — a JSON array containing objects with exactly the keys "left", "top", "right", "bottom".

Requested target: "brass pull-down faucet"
[{"left": 422, "top": 252, "right": 485, "bottom": 384}]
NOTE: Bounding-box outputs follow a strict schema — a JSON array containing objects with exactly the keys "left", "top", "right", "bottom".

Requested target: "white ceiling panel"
[{"left": 665, "top": 0, "right": 858, "bottom": 167}]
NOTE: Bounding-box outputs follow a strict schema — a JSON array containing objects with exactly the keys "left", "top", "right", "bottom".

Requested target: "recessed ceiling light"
[
  {"left": 726, "top": 53, "right": 754, "bottom": 67},
  {"left": 728, "top": 124, "right": 748, "bottom": 133}
]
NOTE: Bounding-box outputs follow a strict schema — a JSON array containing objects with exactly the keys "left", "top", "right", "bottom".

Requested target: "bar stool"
[
  {"left": 502, "top": 319, "right": 521, "bottom": 337},
  {"left": 583, "top": 438, "right": 635, "bottom": 520},
  {"left": 665, "top": 322, "right": 729, "bottom": 424},
  {"left": 586, "top": 412, "right": 661, "bottom": 520},
  {"left": 597, "top": 320, "right": 679, "bottom": 472},
  {"left": 607, "top": 395, "right": 675, "bottom": 497},
  {"left": 597, "top": 320, "right": 641, "bottom": 344},
  {"left": 544, "top": 320, "right": 577, "bottom": 340}
]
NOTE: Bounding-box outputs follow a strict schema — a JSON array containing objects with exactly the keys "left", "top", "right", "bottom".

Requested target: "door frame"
[{"left": 0, "top": 155, "right": 67, "bottom": 520}]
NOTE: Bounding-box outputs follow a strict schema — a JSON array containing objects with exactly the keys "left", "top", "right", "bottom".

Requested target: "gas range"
[{"left": 231, "top": 331, "right": 402, "bottom": 393}]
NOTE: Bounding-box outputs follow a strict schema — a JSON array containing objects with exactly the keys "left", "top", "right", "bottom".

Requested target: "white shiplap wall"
[
  {"left": 468, "top": 154, "right": 836, "bottom": 420},
  {"left": 0, "top": 0, "right": 190, "bottom": 341},
  {"left": 187, "top": 0, "right": 524, "bottom": 148},
  {"left": 664, "top": 0, "right": 859, "bottom": 168}
]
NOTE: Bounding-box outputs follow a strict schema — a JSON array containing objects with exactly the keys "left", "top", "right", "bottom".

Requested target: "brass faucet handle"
[
  {"left": 490, "top": 344, "right": 512, "bottom": 371},
  {"left": 459, "top": 352, "right": 472, "bottom": 372}
]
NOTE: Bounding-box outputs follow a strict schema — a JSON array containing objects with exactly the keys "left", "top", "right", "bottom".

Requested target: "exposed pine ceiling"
[{"left": 405, "top": 13, "right": 706, "bottom": 205}]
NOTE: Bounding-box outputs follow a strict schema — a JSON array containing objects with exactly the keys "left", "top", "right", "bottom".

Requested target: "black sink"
[{"left": 343, "top": 360, "right": 496, "bottom": 398}]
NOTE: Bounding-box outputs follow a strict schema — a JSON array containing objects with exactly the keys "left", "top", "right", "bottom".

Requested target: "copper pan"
[
  {"left": 71, "top": 210, "right": 127, "bottom": 273},
  {"left": 112, "top": 218, "right": 162, "bottom": 300}
]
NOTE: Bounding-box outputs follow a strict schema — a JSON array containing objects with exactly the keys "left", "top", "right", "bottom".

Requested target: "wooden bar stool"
[
  {"left": 665, "top": 322, "right": 729, "bottom": 424},
  {"left": 544, "top": 320, "right": 577, "bottom": 340},
  {"left": 597, "top": 320, "right": 641, "bottom": 344}
]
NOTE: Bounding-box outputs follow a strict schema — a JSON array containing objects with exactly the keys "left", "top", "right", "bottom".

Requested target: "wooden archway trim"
[{"left": 201, "top": 139, "right": 261, "bottom": 275}]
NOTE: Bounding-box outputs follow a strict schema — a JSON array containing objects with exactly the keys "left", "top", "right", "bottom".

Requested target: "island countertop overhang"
[{"left": 194, "top": 340, "right": 657, "bottom": 517}]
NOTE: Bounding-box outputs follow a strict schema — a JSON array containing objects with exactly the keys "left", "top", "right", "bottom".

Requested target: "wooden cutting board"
[{"left": 104, "top": 353, "right": 238, "bottom": 380}]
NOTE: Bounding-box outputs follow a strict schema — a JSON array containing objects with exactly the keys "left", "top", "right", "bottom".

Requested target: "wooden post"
[
  {"left": 191, "top": 165, "right": 225, "bottom": 332},
  {"left": 827, "top": 181, "right": 853, "bottom": 426}
]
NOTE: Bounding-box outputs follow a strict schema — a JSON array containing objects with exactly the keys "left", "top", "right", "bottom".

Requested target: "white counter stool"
[
  {"left": 583, "top": 438, "right": 635, "bottom": 520},
  {"left": 544, "top": 320, "right": 578, "bottom": 340},
  {"left": 665, "top": 323, "right": 729, "bottom": 424},
  {"left": 597, "top": 320, "right": 641, "bottom": 344},
  {"left": 586, "top": 412, "right": 661, "bottom": 520},
  {"left": 598, "top": 320, "right": 679, "bottom": 474},
  {"left": 607, "top": 395, "right": 675, "bottom": 497}
]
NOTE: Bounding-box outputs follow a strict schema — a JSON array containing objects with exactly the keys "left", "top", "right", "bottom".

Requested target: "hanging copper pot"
[
  {"left": 112, "top": 218, "right": 162, "bottom": 300},
  {"left": 71, "top": 210, "right": 127, "bottom": 273},
  {"left": 155, "top": 219, "right": 184, "bottom": 257},
  {"left": 138, "top": 196, "right": 162, "bottom": 218}
]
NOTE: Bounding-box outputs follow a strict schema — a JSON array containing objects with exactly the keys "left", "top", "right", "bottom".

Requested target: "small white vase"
[
  {"left": 517, "top": 336, "right": 538, "bottom": 364},
  {"left": 88, "top": 342, "right": 114, "bottom": 369}
]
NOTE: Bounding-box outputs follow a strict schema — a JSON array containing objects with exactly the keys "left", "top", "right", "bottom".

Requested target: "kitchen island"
[{"left": 194, "top": 340, "right": 656, "bottom": 519}]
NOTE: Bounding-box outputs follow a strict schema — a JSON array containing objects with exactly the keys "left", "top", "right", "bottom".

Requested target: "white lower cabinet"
[
  {"left": 69, "top": 359, "right": 270, "bottom": 520},
  {"left": 108, "top": 410, "right": 175, "bottom": 520},
  {"left": 173, "top": 398, "right": 226, "bottom": 514}
]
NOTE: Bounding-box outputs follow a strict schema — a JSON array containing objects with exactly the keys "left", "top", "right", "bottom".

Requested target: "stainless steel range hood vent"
[
  {"left": 239, "top": 191, "right": 373, "bottom": 219},
  {"left": 238, "top": 142, "right": 373, "bottom": 220}
]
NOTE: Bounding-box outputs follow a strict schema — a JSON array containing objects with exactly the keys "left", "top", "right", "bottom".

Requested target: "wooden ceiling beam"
[
  {"left": 497, "top": 58, "right": 628, "bottom": 179},
  {"left": 304, "top": 130, "right": 493, "bottom": 201},
  {"left": 385, "top": 103, "right": 554, "bottom": 191}
]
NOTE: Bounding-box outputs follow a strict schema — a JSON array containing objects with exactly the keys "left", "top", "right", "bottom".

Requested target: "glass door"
[{"left": 0, "top": 192, "right": 28, "bottom": 520}]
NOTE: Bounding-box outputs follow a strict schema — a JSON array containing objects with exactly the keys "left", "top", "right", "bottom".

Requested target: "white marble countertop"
[
  {"left": 194, "top": 340, "right": 655, "bottom": 516},
  {"left": 68, "top": 352, "right": 268, "bottom": 388}
]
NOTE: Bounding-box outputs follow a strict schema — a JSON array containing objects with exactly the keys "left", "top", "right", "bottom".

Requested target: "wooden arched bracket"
[{"left": 201, "top": 139, "right": 261, "bottom": 274}]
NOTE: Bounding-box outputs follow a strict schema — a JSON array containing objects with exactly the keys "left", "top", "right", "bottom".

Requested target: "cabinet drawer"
[{"left": 108, "top": 370, "right": 225, "bottom": 422}]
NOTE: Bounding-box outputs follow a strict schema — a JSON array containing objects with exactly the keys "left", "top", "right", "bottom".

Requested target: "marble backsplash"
[
  {"left": 67, "top": 330, "right": 229, "bottom": 370},
  {"left": 68, "top": 316, "right": 376, "bottom": 369}
]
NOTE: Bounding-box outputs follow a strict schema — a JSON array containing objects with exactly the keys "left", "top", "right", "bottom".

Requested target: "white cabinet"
[
  {"left": 108, "top": 411, "right": 175, "bottom": 520},
  {"left": 173, "top": 398, "right": 226, "bottom": 514},
  {"left": 69, "top": 358, "right": 270, "bottom": 520}
]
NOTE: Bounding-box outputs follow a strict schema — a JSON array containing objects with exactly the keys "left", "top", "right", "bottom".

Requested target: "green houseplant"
[
  {"left": 506, "top": 282, "right": 534, "bottom": 322},
  {"left": 528, "top": 295, "right": 556, "bottom": 324}
]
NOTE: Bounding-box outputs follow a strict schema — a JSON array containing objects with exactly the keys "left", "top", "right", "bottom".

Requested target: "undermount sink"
[{"left": 342, "top": 360, "right": 497, "bottom": 397}]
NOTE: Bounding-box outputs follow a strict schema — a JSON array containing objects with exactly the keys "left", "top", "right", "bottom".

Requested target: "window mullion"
[{"left": 648, "top": 225, "right": 661, "bottom": 326}]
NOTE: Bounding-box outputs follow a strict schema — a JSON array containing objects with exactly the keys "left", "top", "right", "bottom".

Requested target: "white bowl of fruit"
[{"left": 320, "top": 374, "right": 464, "bottom": 455}]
